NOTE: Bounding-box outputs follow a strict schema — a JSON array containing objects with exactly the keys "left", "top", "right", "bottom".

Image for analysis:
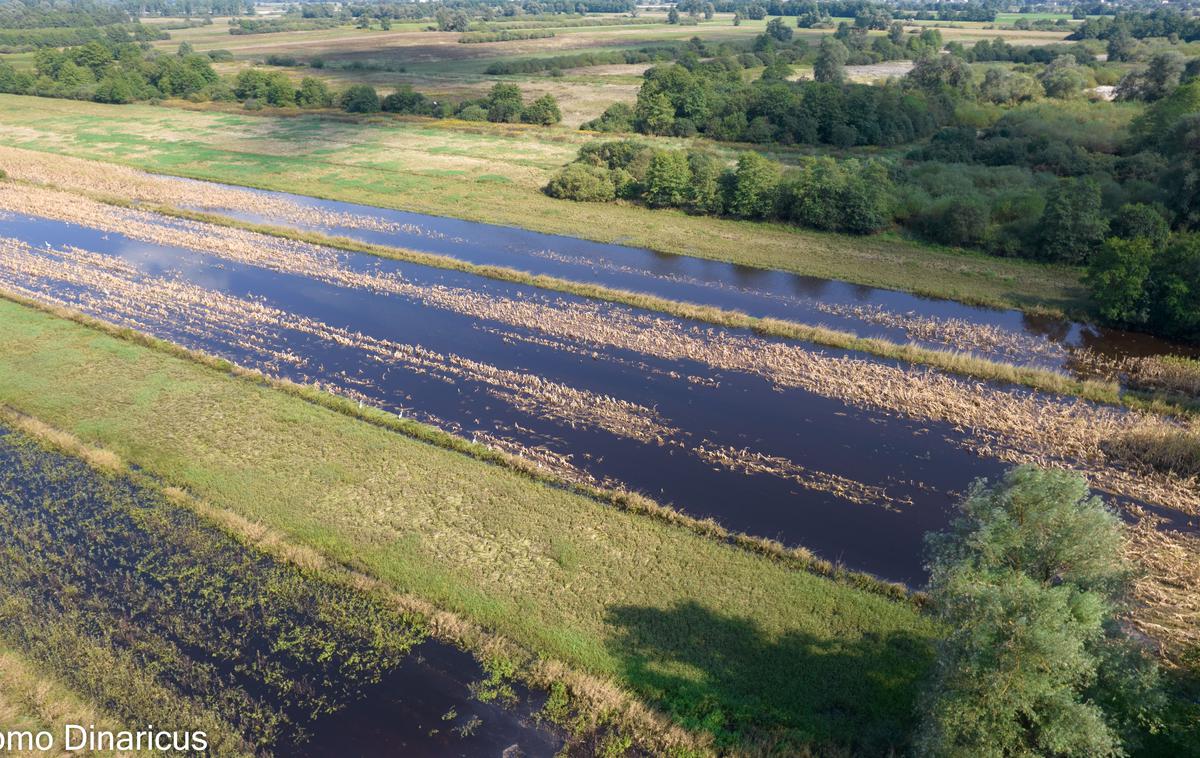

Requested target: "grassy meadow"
[
  {"left": 0, "top": 94, "right": 1089, "bottom": 313},
  {"left": 0, "top": 295, "right": 939, "bottom": 753}
]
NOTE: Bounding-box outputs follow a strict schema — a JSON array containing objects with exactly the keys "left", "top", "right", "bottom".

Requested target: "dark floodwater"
[
  {"left": 0, "top": 428, "right": 561, "bottom": 757},
  {"left": 0, "top": 211, "right": 1027, "bottom": 584},
  {"left": 175, "top": 177, "right": 1197, "bottom": 371}
]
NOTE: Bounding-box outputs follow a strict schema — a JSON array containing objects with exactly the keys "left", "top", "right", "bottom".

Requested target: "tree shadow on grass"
[{"left": 605, "top": 601, "right": 933, "bottom": 754}]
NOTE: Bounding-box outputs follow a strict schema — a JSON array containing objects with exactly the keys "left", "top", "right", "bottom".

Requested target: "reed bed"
[
  {"left": 1103, "top": 419, "right": 1200, "bottom": 480},
  {"left": 1124, "top": 355, "right": 1200, "bottom": 399},
  {"left": 1126, "top": 514, "right": 1200, "bottom": 661}
]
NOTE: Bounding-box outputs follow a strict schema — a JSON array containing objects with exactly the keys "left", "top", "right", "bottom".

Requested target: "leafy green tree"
[
  {"left": 765, "top": 17, "right": 792, "bottom": 42},
  {"left": 667, "top": 6, "right": 679, "bottom": 24},
  {"left": 380, "top": 84, "right": 428, "bottom": 114},
  {"left": 435, "top": 8, "right": 470, "bottom": 32},
  {"left": 979, "top": 68, "right": 1042, "bottom": 105},
  {"left": 1038, "top": 177, "right": 1108, "bottom": 263},
  {"left": 1039, "top": 55, "right": 1089, "bottom": 99},
  {"left": 1146, "top": 234, "right": 1200, "bottom": 341},
  {"left": 916, "top": 466, "right": 1163, "bottom": 758},
  {"left": 906, "top": 52, "right": 975, "bottom": 97},
  {"left": 486, "top": 82, "right": 524, "bottom": 123},
  {"left": 888, "top": 20, "right": 904, "bottom": 45},
  {"left": 633, "top": 90, "right": 675, "bottom": 135},
  {"left": 813, "top": 37, "right": 848, "bottom": 84},
  {"left": 686, "top": 150, "right": 724, "bottom": 214},
  {"left": 521, "top": 94, "right": 562, "bottom": 125},
  {"left": 1131, "top": 79, "right": 1200, "bottom": 151},
  {"left": 1087, "top": 237, "right": 1155, "bottom": 325},
  {"left": 1110, "top": 203, "right": 1170, "bottom": 250},
  {"left": 642, "top": 150, "right": 692, "bottom": 208},
  {"left": 296, "top": 77, "right": 332, "bottom": 108},
  {"left": 1105, "top": 24, "right": 1136, "bottom": 62},
  {"left": 725, "top": 151, "right": 780, "bottom": 219},
  {"left": 340, "top": 84, "right": 380, "bottom": 113},
  {"left": 94, "top": 70, "right": 146, "bottom": 104}
]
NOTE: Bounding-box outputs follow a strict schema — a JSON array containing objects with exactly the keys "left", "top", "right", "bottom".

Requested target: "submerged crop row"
[{"left": 0, "top": 194, "right": 1191, "bottom": 524}]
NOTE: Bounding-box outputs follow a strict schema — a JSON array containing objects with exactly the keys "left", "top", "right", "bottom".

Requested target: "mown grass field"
[
  {"left": 0, "top": 94, "right": 1089, "bottom": 313},
  {"left": 0, "top": 296, "right": 939, "bottom": 752}
]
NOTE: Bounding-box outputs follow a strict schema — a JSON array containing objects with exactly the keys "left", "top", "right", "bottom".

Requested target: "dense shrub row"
[
  {"left": 0, "top": 40, "right": 220, "bottom": 103},
  {"left": 547, "top": 140, "right": 891, "bottom": 234},
  {"left": 229, "top": 17, "right": 344, "bottom": 35},
  {"left": 458, "top": 29, "right": 554, "bottom": 43}
]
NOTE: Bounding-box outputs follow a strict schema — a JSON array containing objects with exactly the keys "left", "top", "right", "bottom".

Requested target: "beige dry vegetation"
[{"left": 0, "top": 645, "right": 133, "bottom": 758}]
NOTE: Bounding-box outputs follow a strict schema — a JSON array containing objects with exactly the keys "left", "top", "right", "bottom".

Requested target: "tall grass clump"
[
  {"left": 1105, "top": 420, "right": 1200, "bottom": 479},
  {"left": 1125, "top": 355, "right": 1200, "bottom": 399}
]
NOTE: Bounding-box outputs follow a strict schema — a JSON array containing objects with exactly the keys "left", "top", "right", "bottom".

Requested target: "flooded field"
[
  {"left": 1, "top": 198, "right": 1196, "bottom": 589},
  {"left": 167, "top": 180, "right": 1197, "bottom": 375},
  {"left": 0, "top": 426, "right": 562, "bottom": 757}
]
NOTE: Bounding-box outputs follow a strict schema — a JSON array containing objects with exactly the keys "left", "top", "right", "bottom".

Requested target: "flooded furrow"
[
  {"left": 1, "top": 204, "right": 1196, "bottom": 588},
  {"left": 0, "top": 426, "right": 562, "bottom": 757},
  {"left": 1, "top": 145, "right": 1193, "bottom": 374}
]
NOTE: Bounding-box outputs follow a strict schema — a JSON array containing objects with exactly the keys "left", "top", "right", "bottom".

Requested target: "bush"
[
  {"left": 580, "top": 102, "right": 634, "bottom": 132},
  {"left": 381, "top": 84, "right": 429, "bottom": 115},
  {"left": 520, "top": 94, "right": 562, "bottom": 125},
  {"left": 544, "top": 163, "right": 616, "bottom": 202},
  {"left": 457, "top": 104, "right": 488, "bottom": 122},
  {"left": 340, "top": 84, "right": 380, "bottom": 114},
  {"left": 296, "top": 77, "right": 333, "bottom": 108}
]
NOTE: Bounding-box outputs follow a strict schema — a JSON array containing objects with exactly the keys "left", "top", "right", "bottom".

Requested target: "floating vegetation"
[
  {"left": 0, "top": 426, "right": 426, "bottom": 754},
  {"left": 695, "top": 442, "right": 913, "bottom": 512}
]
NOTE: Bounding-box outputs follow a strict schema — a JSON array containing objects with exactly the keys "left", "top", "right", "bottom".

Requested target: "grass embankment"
[
  {"left": 0, "top": 94, "right": 1088, "bottom": 314},
  {"left": 0, "top": 296, "right": 938, "bottom": 753}
]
